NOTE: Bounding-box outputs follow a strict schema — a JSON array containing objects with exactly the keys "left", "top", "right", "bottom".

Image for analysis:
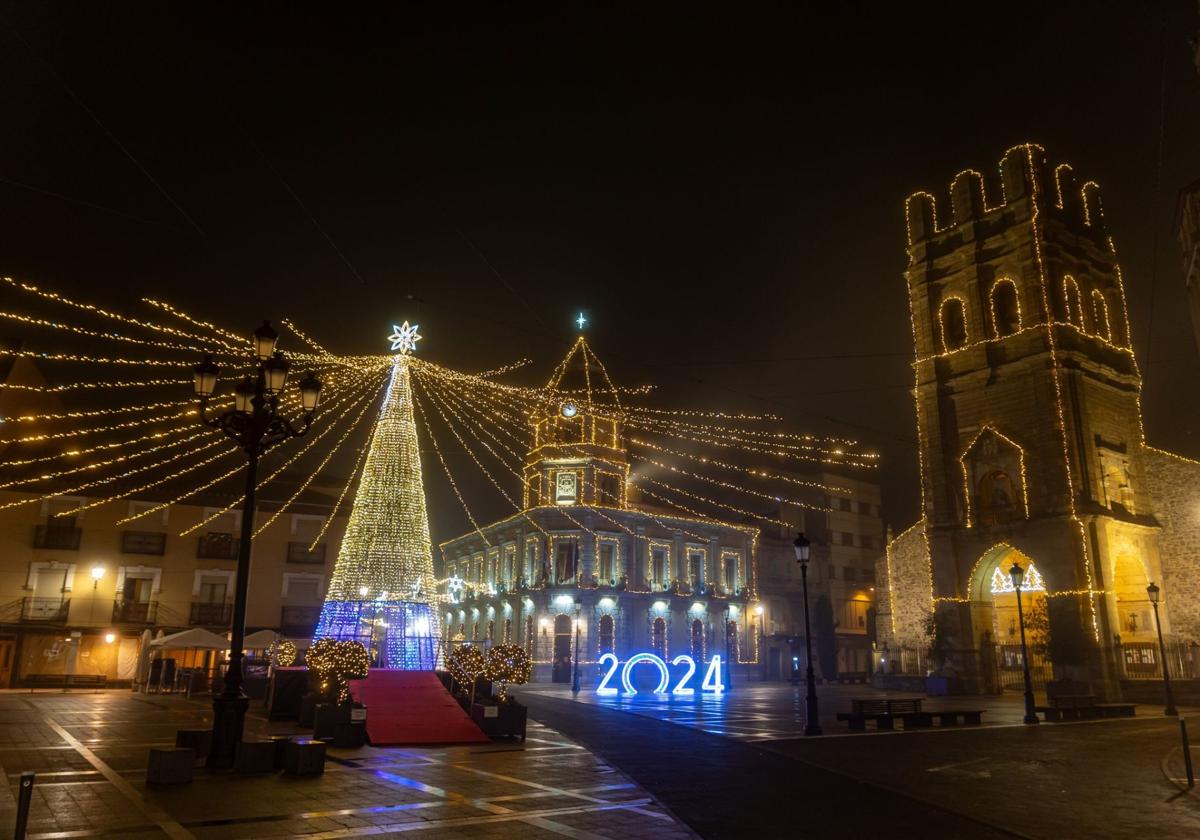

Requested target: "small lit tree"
[
  {"left": 307, "top": 638, "right": 370, "bottom": 705},
  {"left": 446, "top": 645, "right": 487, "bottom": 698},
  {"left": 484, "top": 644, "right": 532, "bottom": 703}
]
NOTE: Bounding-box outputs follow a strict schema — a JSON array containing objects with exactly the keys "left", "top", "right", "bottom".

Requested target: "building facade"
[
  {"left": 0, "top": 488, "right": 346, "bottom": 687},
  {"left": 878, "top": 145, "right": 1200, "bottom": 696},
  {"left": 439, "top": 339, "right": 760, "bottom": 684},
  {"left": 756, "top": 471, "right": 883, "bottom": 682}
]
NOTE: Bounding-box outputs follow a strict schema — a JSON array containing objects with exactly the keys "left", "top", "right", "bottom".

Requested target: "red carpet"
[{"left": 348, "top": 670, "right": 489, "bottom": 745}]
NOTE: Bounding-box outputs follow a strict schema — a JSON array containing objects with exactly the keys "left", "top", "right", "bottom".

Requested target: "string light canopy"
[{"left": 0, "top": 282, "right": 882, "bottom": 628}]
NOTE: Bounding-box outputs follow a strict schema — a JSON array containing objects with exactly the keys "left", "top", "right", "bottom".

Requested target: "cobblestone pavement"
[{"left": 0, "top": 690, "right": 696, "bottom": 840}]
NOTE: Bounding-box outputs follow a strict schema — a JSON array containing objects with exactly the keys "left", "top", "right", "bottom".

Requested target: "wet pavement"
[{"left": 0, "top": 689, "right": 694, "bottom": 839}]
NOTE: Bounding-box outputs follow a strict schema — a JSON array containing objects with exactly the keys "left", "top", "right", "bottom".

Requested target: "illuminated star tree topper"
[
  {"left": 575, "top": 311, "right": 587, "bottom": 330},
  {"left": 388, "top": 321, "right": 422, "bottom": 355}
]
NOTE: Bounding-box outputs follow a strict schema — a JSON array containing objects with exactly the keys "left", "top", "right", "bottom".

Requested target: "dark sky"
[{"left": 2, "top": 2, "right": 1199, "bottom": 533}]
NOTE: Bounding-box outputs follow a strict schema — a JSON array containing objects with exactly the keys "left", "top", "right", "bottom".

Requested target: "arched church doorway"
[{"left": 969, "top": 545, "right": 1050, "bottom": 693}]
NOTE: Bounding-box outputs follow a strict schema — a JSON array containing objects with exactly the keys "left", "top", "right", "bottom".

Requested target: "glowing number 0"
[
  {"left": 621, "top": 653, "right": 671, "bottom": 696},
  {"left": 671, "top": 655, "right": 696, "bottom": 695},
  {"left": 596, "top": 652, "right": 620, "bottom": 696}
]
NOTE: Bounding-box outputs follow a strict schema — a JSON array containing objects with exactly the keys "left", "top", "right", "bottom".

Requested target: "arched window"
[
  {"left": 458, "top": 622, "right": 465, "bottom": 639},
  {"left": 486, "top": 620, "right": 495, "bottom": 641},
  {"left": 652, "top": 616, "right": 667, "bottom": 658},
  {"left": 503, "top": 618, "right": 512, "bottom": 643},
  {"left": 1063, "top": 276, "right": 1084, "bottom": 329},
  {"left": 524, "top": 615, "right": 534, "bottom": 655},
  {"left": 726, "top": 620, "right": 739, "bottom": 663},
  {"left": 991, "top": 279, "right": 1021, "bottom": 337},
  {"left": 691, "top": 619, "right": 704, "bottom": 661},
  {"left": 1092, "top": 290, "right": 1112, "bottom": 341},
  {"left": 940, "top": 298, "right": 967, "bottom": 352},
  {"left": 599, "top": 614, "right": 614, "bottom": 654}
]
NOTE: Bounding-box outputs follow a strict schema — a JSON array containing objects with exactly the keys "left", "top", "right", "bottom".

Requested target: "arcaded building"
[
  {"left": 439, "top": 339, "right": 760, "bottom": 683},
  {"left": 877, "top": 144, "right": 1200, "bottom": 696}
]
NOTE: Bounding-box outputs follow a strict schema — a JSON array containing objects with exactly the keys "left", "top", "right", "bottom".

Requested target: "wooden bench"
[
  {"left": 933, "top": 710, "right": 984, "bottom": 726},
  {"left": 837, "top": 711, "right": 932, "bottom": 731},
  {"left": 850, "top": 697, "right": 923, "bottom": 716},
  {"left": 1036, "top": 695, "right": 1136, "bottom": 722}
]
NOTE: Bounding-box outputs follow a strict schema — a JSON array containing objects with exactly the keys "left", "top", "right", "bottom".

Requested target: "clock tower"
[{"left": 522, "top": 336, "right": 629, "bottom": 510}]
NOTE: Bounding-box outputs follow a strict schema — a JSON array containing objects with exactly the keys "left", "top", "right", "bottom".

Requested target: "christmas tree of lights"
[{"left": 313, "top": 322, "right": 439, "bottom": 669}]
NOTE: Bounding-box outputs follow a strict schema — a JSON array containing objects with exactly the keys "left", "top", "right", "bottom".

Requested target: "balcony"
[
  {"left": 280, "top": 605, "right": 322, "bottom": 636},
  {"left": 112, "top": 598, "right": 158, "bottom": 625},
  {"left": 33, "top": 525, "right": 81, "bottom": 550},
  {"left": 20, "top": 597, "right": 71, "bottom": 623},
  {"left": 197, "top": 533, "right": 239, "bottom": 560},
  {"left": 286, "top": 542, "right": 326, "bottom": 565},
  {"left": 121, "top": 530, "right": 166, "bottom": 556},
  {"left": 189, "top": 602, "right": 233, "bottom": 626}
]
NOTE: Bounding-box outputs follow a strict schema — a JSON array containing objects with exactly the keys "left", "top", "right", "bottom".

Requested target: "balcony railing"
[
  {"left": 286, "top": 542, "right": 326, "bottom": 564},
  {"left": 121, "top": 530, "right": 167, "bottom": 555},
  {"left": 197, "top": 533, "right": 239, "bottom": 560},
  {"left": 189, "top": 602, "right": 233, "bottom": 626},
  {"left": 112, "top": 598, "right": 158, "bottom": 624},
  {"left": 20, "top": 597, "right": 71, "bottom": 623},
  {"left": 33, "top": 525, "right": 82, "bottom": 550},
  {"left": 280, "top": 605, "right": 322, "bottom": 636}
]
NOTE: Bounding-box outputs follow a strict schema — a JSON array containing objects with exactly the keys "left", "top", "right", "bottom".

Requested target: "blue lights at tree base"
[{"left": 314, "top": 599, "right": 439, "bottom": 670}]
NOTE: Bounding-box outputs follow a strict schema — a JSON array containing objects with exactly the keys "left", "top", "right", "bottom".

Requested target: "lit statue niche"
[{"left": 960, "top": 428, "right": 1028, "bottom": 527}]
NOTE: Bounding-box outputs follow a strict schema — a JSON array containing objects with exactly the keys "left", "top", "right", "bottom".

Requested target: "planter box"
[
  {"left": 314, "top": 702, "right": 366, "bottom": 744},
  {"left": 471, "top": 700, "right": 527, "bottom": 741}
]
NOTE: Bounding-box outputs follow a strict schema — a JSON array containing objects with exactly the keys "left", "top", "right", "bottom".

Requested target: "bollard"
[
  {"left": 1182, "top": 718, "right": 1195, "bottom": 789},
  {"left": 14, "top": 771, "right": 34, "bottom": 840}
]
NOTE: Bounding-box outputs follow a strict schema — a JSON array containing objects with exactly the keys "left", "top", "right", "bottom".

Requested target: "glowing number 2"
[
  {"left": 596, "top": 652, "right": 620, "bottom": 696},
  {"left": 671, "top": 655, "right": 696, "bottom": 695}
]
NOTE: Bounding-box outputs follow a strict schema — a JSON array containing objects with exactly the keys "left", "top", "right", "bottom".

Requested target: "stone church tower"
[{"left": 879, "top": 144, "right": 1200, "bottom": 695}]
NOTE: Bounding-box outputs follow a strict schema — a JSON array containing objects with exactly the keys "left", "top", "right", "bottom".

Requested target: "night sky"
[{"left": 2, "top": 2, "right": 1199, "bottom": 535}]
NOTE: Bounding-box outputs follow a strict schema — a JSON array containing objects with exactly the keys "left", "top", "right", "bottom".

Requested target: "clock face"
[{"left": 561, "top": 401, "right": 578, "bottom": 418}]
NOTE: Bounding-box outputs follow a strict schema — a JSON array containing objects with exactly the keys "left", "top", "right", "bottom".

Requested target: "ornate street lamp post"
[
  {"left": 192, "top": 321, "right": 322, "bottom": 769},
  {"left": 571, "top": 598, "right": 582, "bottom": 694},
  {"left": 1146, "top": 583, "right": 1178, "bottom": 717},
  {"left": 1009, "top": 562, "right": 1039, "bottom": 725},
  {"left": 793, "top": 533, "right": 821, "bottom": 736}
]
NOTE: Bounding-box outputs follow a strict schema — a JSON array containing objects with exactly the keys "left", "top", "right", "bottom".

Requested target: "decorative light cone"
[{"left": 315, "top": 358, "right": 439, "bottom": 669}]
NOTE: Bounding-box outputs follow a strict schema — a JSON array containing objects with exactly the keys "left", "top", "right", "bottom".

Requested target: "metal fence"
[{"left": 1118, "top": 642, "right": 1200, "bottom": 681}]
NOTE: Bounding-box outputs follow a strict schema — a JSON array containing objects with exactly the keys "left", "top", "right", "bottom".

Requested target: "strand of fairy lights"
[
  {"left": 110, "top": 367, "right": 375, "bottom": 525},
  {"left": 306, "top": 413, "right": 379, "bottom": 552},
  {"left": 280, "top": 318, "right": 332, "bottom": 357},
  {"left": 0, "top": 307, "right": 238, "bottom": 357},
  {"left": 627, "top": 437, "right": 852, "bottom": 494},
  {"left": 2, "top": 276, "right": 244, "bottom": 353},
  {"left": 0, "top": 376, "right": 191, "bottom": 393},
  {"left": 177, "top": 370, "right": 385, "bottom": 536}
]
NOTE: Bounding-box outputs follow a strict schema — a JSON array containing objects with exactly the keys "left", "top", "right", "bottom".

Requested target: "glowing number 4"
[{"left": 595, "top": 652, "right": 724, "bottom": 696}]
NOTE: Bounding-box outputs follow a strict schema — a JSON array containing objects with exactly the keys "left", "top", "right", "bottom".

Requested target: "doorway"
[{"left": 552, "top": 614, "right": 572, "bottom": 682}]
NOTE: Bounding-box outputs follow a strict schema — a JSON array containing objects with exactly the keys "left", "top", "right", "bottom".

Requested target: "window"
[
  {"left": 525, "top": 616, "right": 535, "bottom": 655},
  {"left": 525, "top": 539, "right": 540, "bottom": 584},
  {"left": 722, "top": 551, "right": 740, "bottom": 591},
  {"left": 863, "top": 568, "right": 876, "bottom": 583},
  {"left": 199, "top": 578, "right": 227, "bottom": 604},
  {"left": 842, "top": 567, "right": 858, "bottom": 581},
  {"left": 840, "top": 532, "right": 855, "bottom": 546},
  {"left": 652, "top": 617, "right": 667, "bottom": 658},
  {"left": 599, "top": 614, "right": 614, "bottom": 654},
  {"left": 726, "top": 621, "right": 739, "bottom": 663},
  {"left": 687, "top": 549, "right": 704, "bottom": 585},
  {"left": 838, "top": 497, "right": 852, "bottom": 512},
  {"left": 651, "top": 544, "right": 671, "bottom": 589},
  {"left": 1063, "top": 276, "right": 1084, "bottom": 328},
  {"left": 991, "top": 279, "right": 1021, "bottom": 337},
  {"left": 598, "top": 541, "right": 617, "bottom": 585},
  {"left": 1092, "top": 290, "right": 1112, "bottom": 341},
  {"left": 940, "top": 298, "right": 968, "bottom": 351},
  {"left": 503, "top": 618, "right": 512, "bottom": 643},
  {"left": 503, "top": 545, "right": 517, "bottom": 587},
  {"left": 691, "top": 619, "right": 704, "bottom": 661},
  {"left": 597, "top": 473, "right": 621, "bottom": 507},
  {"left": 555, "top": 470, "right": 579, "bottom": 505},
  {"left": 555, "top": 539, "right": 577, "bottom": 583}
]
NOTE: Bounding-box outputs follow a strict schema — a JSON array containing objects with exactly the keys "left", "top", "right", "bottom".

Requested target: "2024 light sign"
[{"left": 596, "top": 652, "right": 725, "bottom": 696}]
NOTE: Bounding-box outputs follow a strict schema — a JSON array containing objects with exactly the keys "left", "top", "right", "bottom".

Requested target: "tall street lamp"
[
  {"left": 794, "top": 533, "right": 821, "bottom": 736},
  {"left": 1009, "top": 561, "right": 1039, "bottom": 725},
  {"left": 192, "top": 321, "right": 322, "bottom": 769},
  {"left": 571, "top": 598, "right": 582, "bottom": 694},
  {"left": 1146, "top": 583, "right": 1178, "bottom": 716}
]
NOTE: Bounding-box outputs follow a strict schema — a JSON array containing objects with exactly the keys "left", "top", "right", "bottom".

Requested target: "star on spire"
[
  {"left": 576, "top": 311, "right": 587, "bottom": 330},
  {"left": 387, "top": 321, "right": 422, "bottom": 355}
]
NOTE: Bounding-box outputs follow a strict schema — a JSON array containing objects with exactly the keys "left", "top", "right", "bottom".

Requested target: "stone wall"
[
  {"left": 1143, "top": 446, "right": 1200, "bottom": 641},
  {"left": 876, "top": 522, "right": 932, "bottom": 648}
]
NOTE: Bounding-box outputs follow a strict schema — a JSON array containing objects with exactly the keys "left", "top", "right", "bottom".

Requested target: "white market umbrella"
[{"left": 242, "top": 629, "right": 278, "bottom": 650}]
